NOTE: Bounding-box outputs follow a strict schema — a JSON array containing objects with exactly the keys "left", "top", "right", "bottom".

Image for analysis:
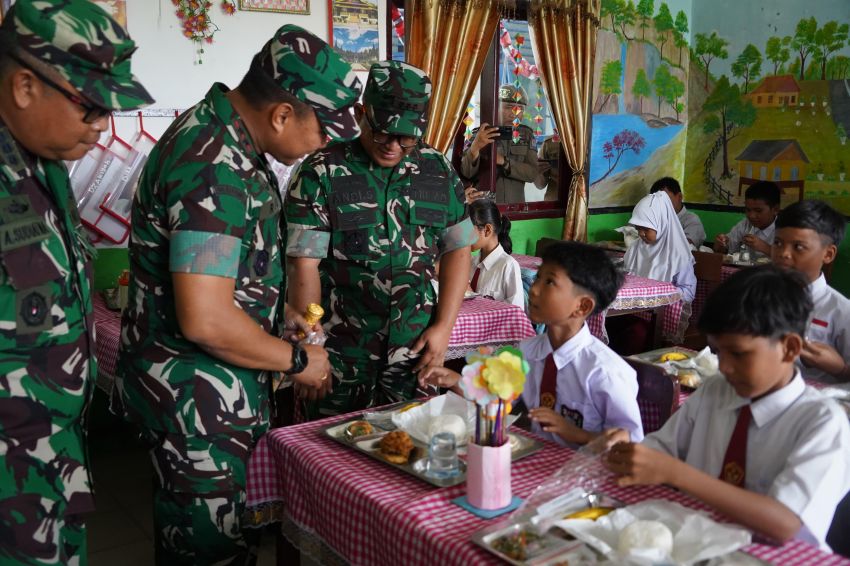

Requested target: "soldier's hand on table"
[
  {"left": 801, "top": 340, "right": 847, "bottom": 377},
  {"left": 411, "top": 324, "right": 452, "bottom": 371},
  {"left": 418, "top": 365, "right": 461, "bottom": 390}
]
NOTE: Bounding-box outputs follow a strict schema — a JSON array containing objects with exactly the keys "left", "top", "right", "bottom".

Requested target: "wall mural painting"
[{"left": 589, "top": 0, "right": 850, "bottom": 216}]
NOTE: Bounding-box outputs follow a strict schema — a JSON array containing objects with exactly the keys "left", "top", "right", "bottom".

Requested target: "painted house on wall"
[
  {"left": 735, "top": 139, "right": 809, "bottom": 200},
  {"left": 746, "top": 75, "right": 801, "bottom": 108}
]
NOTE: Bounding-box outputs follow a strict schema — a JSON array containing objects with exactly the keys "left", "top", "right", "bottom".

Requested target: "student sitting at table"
[
  {"left": 714, "top": 181, "right": 781, "bottom": 257},
  {"left": 468, "top": 199, "right": 524, "bottom": 308},
  {"left": 648, "top": 176, "right": 706, "bottom": 248},
  {"left": 773, "top": 200, "right": 850, "bottom": 383},
  {"left": 604, "top": 265, "right": 850, "bottom": 550},
  {"left": 624, "top": 190, "right": 696, "bottom": 304},
  {"left": 420, "top": 242, "right": 644, "bottom": 447}
]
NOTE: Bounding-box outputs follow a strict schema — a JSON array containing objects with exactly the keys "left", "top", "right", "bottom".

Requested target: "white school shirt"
[
  {"left": 677, "top": 206, "right": 706, "bottom": 248},
  {"left": 725, "top": 218, "right": 776, "bottom": 255},
  {"left": 643, "top": 372, "right": 850, "bottom": 550},
  {"left": 520, "top": 327, "right": 644, "bottom": 447},
  {"left": 802, "top": 274, "right": 850, "bottom": 384},
  {"left": 470, "top": 245, "right": 524, "bottom": 309}
]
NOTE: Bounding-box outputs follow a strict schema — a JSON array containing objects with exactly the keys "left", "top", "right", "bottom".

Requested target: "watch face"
[{"left": 295, "top": 346, "right": 309, "bottom": 369}]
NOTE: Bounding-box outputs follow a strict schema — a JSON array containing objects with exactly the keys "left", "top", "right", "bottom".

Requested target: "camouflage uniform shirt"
[
  {"left": 286, "top": 140, "right": 475, "bottom": 365},
  {"left": 114, "top": 84, "right": 281, "bottom": 437},
  {"left": 0, "top": 123, "right": 97, "bottom": 518}
]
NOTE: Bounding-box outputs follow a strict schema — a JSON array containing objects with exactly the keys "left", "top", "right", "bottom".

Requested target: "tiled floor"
[{"left": 86, "top": 395, "right": 277, "bottom": 565}]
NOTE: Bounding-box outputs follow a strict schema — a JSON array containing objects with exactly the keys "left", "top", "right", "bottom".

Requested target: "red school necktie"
[
  {"left": 470, "top": 265, "right": 482, "bottom": 292},
  {"left": 539, "top": 353, "right": 557, "bottom": 409},
  {"left": 719, "top": 404, "right": 751, "bottom": 487}
]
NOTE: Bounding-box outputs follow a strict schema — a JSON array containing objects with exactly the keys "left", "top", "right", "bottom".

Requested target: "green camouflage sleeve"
[
  {"left": 285, "top": 156, "right": 331, "bottom": 259},
  {"left": 168, "top": 182, "right": 248, "bottom": 277}
]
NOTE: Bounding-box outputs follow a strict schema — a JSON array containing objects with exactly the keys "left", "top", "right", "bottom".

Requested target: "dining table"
[
  {"left": 243, "top": 408, "right": 849, "bottom": 566},
  {"left": 514, "top": 254, "right": 684, "bottom": 345}
]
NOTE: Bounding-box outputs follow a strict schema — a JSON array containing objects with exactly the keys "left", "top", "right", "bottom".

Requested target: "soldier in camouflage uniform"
[
  {"left": 0, "top": 1, "right": 152, "bottom": 564},
  {"left": 460, "top": 84, "right": 538, "bottom": 203},
  {"left": 112, "top": 26, "right": 358, "bottom": 565},
  {"left": 286, "top": 61, "right": 476, "bottom": 419}
]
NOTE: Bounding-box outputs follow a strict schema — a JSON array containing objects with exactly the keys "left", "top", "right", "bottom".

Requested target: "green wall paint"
[
  {"left": 509, "top": 217, "right": 564, "bottom": 255},
  {"left": 93, "top": 248, "right": 129, "bottom": 291}
]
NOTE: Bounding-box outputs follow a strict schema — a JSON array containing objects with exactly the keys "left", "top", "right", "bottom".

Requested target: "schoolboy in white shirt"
[
  {"left": 773, "top": 199, "right": 850, "bottom": 383},
  {"left": 649, "top": 177, "right": 706, "bottom": 248},
  {"left": 420, "top": 242, "right": 644, "bottom": 447},
  {"left": 714, "top": 181, "right": 780, "bottom": 257},
  {"left": 605, "top": 266, "right": 850, "bottom": 550}
]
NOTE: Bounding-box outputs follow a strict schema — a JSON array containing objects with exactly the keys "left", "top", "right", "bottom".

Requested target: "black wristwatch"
[{"left": 284, "top": 343, "right": 308, "bottom": 375}]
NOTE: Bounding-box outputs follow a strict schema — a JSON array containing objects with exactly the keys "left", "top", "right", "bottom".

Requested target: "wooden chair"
[
  {"left": 535, "top": 237, "right": 560, "bottom": 258},
  {"left": 682, "top": 251, "right": 724, "bottom": 349},
  {"left": 624, "top": 357, "right": 680, "bottom": 435}
]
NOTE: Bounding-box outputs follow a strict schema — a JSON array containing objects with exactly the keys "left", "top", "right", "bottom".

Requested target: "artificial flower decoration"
[
  {"left": 481, "top": 351, "right": 527, "bottom": 400},
  {"left": 459, "top": 361, "right": 496, "bottom": 406},
  {"left": 172, "top": 0, "right": 237, "bottom": 63}
]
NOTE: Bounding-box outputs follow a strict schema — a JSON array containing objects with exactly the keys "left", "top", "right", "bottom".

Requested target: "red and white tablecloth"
[
  {"left": 446, "top": 297, "right": 535, "bottom": 360},
  {"left": 514, "top": 254, "right": 683, "bottom": 343},
  {"left": 691, "top": 264, "right": 740, "bottom": 324},
  {"left": 93, "top": 293, "right": 121, "bottom": 392},
  {"left": 245, "top": 413, "right": 849, "bottom": 566}
]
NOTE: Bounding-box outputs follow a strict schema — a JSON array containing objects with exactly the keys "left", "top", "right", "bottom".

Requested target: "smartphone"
[{"left": 497, "top": 125, "right": 514, "bottom": 140}]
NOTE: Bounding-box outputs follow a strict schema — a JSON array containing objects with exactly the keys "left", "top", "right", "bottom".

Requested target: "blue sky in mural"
[
  {"left": 334, "top": 27, "right": 379, "bottom": 53},
  {"left": 590, "top": 115, "right": 682, "bottom": 184},
  {"left": 692, "top": 0, "right": 850, "bottom": 79}
]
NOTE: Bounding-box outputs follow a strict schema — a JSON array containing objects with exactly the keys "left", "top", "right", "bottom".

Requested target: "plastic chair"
[{"left": 624, "top": 357, "right": 680, "bottom": 435}]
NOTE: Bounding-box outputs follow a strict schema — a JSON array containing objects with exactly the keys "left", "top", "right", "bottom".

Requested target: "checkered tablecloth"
[
  {"left": 515, "top": 254, "right": 684, "bottom": 343},
  {"left": 245, "top": 413, "right": 848, "bottom": 565},
  {"left": 93, "top": 293, "right": 121, "bottom": 393},
  {"left": 691, "top": 264, "right": 740, "bottom": 325},
  {"left": 446, "top": 297, "right": 535, "bottom": 360}
]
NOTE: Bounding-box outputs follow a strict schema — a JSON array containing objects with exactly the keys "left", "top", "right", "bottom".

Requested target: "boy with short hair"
[
  {"left": 714, "top": 181, "right": 781, "bottom": 256},
  {"left": 649, "top": 176, "right": 706, "bottom": 248},
  {"left": 605, "top": 266, "right": 850, "bottom": 550},
  {"left": 420, "top": 242, "right": 644, "bottom": 447},
  {"left": 773, "top": 199, "right": 850, "bottom": 383}
]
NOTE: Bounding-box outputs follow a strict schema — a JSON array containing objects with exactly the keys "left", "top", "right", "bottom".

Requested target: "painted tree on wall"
[
  {"left": 702, "top": 76, "right": 756, "bottom": 178},
  {"left": 654, "top": 64, "right": 685, "bottom": 120},
  {"left": 653, "top": 3, "right": 674, "bottom": 60},
  {"left": 616, "top": 0, "right": 637, "bottom": 40},
  {"left": 814, "top": 20, "right": 849, "bottom": 80},
  {"left": 600, "top": 60, "right": 623, "bottom": 112},
  {"left": 674, "top": 10, "right": 688, "bottom": 66},
  {"left": 601, "top": 0, "right": 621, "bottom": 31},
  {"left": 636, "top": 0, "right": 653, "bottom": 40},
  {"left": 633, "top": 68, "right": 652, "bottom": 114},
  {"left": 790, "top": 17, "right": 817, "bottom": 81},
  {"left": 731, "top": 44, "right": 762, "bottom": 93},
  {"left": 765, "top": 36, "right": 791, "bottom": 75},
  {"left": 829, "top": 55, "right": 850, "bottom": 79},
  {"left": 591, "top": 129, "right": 647, "bottom": 186},
  {"left": 694, "top": 31, "right": 729, "bottom": 91}
]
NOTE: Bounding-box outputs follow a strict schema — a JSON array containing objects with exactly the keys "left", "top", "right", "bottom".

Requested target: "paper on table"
[
  {"left": 551, "top": 499, "right": 751, "bottom": 565},
  {"left": 391, "top": 392, "right": 517, "bottom": 446}
]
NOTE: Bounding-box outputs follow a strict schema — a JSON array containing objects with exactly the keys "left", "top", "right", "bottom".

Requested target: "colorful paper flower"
[
  {"left": 481, "top": 351, "right": 526, "bottom": 400},
  {"left": 459, "top": 361, "right": 496, "bottom": 406}
]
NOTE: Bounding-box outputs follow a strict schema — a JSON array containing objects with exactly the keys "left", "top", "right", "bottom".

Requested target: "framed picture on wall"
[
  {"left": 327, "top": 0, "right": 379, "bottom": 72},
  {"left": 239, "top": 0, "right": 310, "bottom": 14}
]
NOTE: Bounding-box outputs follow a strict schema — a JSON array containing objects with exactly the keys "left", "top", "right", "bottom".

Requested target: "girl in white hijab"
[{"left": 624, "top": 191, "right": 696, "bottom": 303}]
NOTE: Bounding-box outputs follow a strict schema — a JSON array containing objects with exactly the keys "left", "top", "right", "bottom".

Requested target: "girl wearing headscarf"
[{"left": 624, "top": 191, "right": 696, "bottom": 304}]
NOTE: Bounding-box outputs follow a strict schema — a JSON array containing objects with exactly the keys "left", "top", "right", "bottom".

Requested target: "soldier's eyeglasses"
[
  {"left": 365, "top": 115, "right": 419, "bottom": 150},
  {"left": 11, "top": 55, "right": 111, "bottom": 124}
]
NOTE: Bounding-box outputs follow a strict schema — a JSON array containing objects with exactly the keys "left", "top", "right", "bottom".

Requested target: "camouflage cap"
[
  {"left": 363, "top": 61, "right": 431, "bottom": 138},
  {"left": 255, "top": 24, "right": 361, "bottom": 142},
  {"left": 499, "top": 84, "right": 528, "bottom": 106},
  {"left": 4, "top": 0, "right": 153, "bottom": 111}
]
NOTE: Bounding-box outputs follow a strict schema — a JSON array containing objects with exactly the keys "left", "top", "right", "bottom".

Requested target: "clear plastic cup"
[{"left": 425, "top": 432, "right": 460, "bottom": 478}]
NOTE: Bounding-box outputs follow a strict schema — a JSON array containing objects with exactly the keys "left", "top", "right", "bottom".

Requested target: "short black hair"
[
  {"left": 237, "top": 55, "right": 312, "bottom": 115},
  {"left": 775, "top": 199, "right": 846, "bottom": 246},
  {"left": 541, "top": 241, "right": 623, "bottom": 315},
  {"left": 698, "top": 265, "right": 812, "bottom": 339},
  {"left": 649, "top": 177, "right": 681, "bottom": 195},
  {"left": 744, "top": 181, "right": 781, "bottom": 207}
]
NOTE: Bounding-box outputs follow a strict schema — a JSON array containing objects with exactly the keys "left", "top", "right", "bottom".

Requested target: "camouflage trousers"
[
  {"left": 144, "top": 428, "right": 266, "bottom": 566},
  {"left": 304, "top": 354, "right": 420, "bottom": 420},
  {"left": 0, "top": 510, "right": 86, "bottom": 566}
]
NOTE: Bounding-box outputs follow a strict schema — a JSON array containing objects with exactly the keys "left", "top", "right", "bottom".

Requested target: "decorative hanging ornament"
[
  {"left": 463, "top": 102, "right": 476, "bottom": 143},
  {"left": 172, "top": 0, "right": 236, "bottom": 64},
  {"left": 534, "top": 79, "right": 545, "bottom": 136}
]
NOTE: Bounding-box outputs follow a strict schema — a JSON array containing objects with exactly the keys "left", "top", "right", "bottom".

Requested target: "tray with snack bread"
[
  {"left": 321, "top": 398, "right": 545, "bottom": 488},
  {"left": 629, "top": 346, "right": 708, "bottom": 390}
]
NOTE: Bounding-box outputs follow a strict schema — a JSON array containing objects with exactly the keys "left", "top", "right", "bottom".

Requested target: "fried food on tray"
[
  {"left": 379, "top": 430, "right": 414, "bottom": 464},
  {"left": 658, "top": 351, "right": 689, "bottom": 362},
  {"left": 678, "top": 370, "right": 702, "bottom": 389},
  {"left": 345, "top": 420, "right": 374, "bottom": 438}
]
